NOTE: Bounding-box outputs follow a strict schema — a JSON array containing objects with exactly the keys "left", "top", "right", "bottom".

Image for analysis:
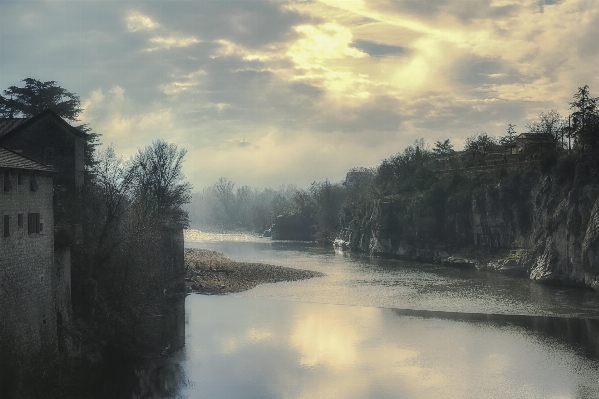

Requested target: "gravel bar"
[{"left": 185, "top": 248, "right": 325, "bottom": 295}]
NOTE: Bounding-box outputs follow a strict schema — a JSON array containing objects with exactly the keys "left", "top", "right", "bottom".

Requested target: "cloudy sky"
[{"left": 1, "top": 0, "right": 598, "bottom": 189}]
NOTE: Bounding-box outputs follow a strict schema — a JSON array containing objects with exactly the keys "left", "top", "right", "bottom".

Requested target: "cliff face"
[{"left": 337, "top": 162, "right": 599, "bottom": 291}]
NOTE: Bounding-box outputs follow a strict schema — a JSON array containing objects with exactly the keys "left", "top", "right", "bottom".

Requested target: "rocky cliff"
[{"left": 336, "top": 158, "right": 599, "bottom": 291}]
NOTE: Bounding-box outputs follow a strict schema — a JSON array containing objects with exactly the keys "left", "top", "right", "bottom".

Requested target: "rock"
[{"left": 442, "top": 256, "right": 477, "bottom": 269}]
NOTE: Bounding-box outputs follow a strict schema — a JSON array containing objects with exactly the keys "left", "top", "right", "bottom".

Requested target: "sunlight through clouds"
[
  {"left": 4, "top": 0, "right": 598, "bottom": 188},
  {"left": 80, "top": 86, "right": 174, "bottom": 155},
  {"left": 126, "top": 12, "right": 160, "bottom": 32},
  {"left": 145, "top": 35, "right": 201, "bottom": 52}
]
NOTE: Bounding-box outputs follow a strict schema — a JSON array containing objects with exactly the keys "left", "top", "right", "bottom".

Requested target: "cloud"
[
  {"left": 145, "top": 35, "right": 201, "bottom": 52},
  {"left": 351, "top": 40, "right": 407, "bottom": 57},
  {"left": 80, "top": 86, "right": 175, "bottom": 155},
  {"left": 127, "top": 12, "right": 160, "bottom": 32},
  {"left": 3, "top": 0, "right": 599, "bottom": 189}
]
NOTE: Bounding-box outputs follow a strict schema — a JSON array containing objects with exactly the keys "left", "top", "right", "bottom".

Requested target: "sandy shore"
[{"left": 184, "top": 248, "right": 325, "bottom": 295}]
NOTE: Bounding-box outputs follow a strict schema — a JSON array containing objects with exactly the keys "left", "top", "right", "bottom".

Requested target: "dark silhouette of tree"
[
  {"left": 129, "top": 140, "right": 192, "bottom": 229},
  {"left": 0, "top": 78, "right": 100, "bottom": 168},
  {"left": 527, "top": 110, "right": 565, "bottom": 148},
  {"left": 499, "top": 124, "right": 517, "bottom": 145},
  {"left": 465, "top": 132, "right": 498, "bottom": 154},
  {"left": 0, "top": 78, "right": 81, "bottom": 120},
  {"left": 570, "top": 85, "right": 599, "bottom": 152},
  {"left": 433, "top": 139, "right": 455, "bottom": 156}
]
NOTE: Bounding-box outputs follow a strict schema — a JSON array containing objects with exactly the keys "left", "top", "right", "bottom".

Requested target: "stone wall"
[{"left": 0, "top": 172, "right": 58, "bottom": 376}]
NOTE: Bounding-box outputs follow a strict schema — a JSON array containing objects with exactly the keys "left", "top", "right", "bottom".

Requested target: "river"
[{"left": 125, "top": 232, "right": 599, "bottom": 398}]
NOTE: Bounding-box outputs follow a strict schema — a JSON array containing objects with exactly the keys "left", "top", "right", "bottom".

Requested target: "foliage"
[
  {"left": 0, "top": 78, "right": 100, "bottom": 168},
  {"left": 373, "top": 139, "right": 434, "bottom": 196},
  {"left": 186, "top": 180, "right": 299, "bottom": 231},
  {"left": 129, "top": 140, "right": 192, "bottom": 229},
  {"left": 526, "top": 110, "right": 565, "bottom": 148},
  {"left": 0, "top": 78, "right": 81, "bottom": 120},
  {"left": 464, "top": 132, "right": 498, "bottom": 154},
  {"left": 499, "top": 124, "right": 517, "bottom": 145},
  {"left": 72, "top": 140, "right": 192, "bottom": 357},
  {"left": 569, "top": 85, "right": 599, "bottom": 152},
  {"left": 432, "top": 139, "right": 455, "bottom": 156}
]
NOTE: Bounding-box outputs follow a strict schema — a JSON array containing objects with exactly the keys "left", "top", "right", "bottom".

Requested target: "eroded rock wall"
[{"left": 337, "top": 163, "right": 599, "bottom": 291}]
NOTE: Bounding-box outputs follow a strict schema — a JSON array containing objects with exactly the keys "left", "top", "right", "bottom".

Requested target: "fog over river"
[{"left": 127, "top": 232, "right": 599, "bottom": 398}]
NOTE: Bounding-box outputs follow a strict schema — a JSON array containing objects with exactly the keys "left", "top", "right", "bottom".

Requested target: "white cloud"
[
  {"left": 145, "top": 35, "right": 201, "bottom": 52},
  {"left": 127, "top": 12, "right": 160, "bottom": 32}
]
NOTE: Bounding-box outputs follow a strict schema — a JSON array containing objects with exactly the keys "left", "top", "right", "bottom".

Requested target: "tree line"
[{"left": 189, "top": 85, "right": 599, "bottom": 241}]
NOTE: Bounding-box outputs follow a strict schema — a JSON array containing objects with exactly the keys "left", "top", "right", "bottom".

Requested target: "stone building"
[
  {"left": 0, "top": 146, "right": 59, "bottom": 383},
  {"left": 0, "top": 109, "right": 86, "bottom": 189},
  {"left": 0, "top": 110, "right": 87, "bottom": 229}
]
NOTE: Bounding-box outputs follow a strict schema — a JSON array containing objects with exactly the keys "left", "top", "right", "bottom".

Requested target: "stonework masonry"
[{"left": 0, "top": 171, "right": 58, "bottom": 368}]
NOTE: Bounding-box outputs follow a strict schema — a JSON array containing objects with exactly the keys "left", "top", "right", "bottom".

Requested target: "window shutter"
[{"left": 3, "top": 215, "right": 9, "bottom": 238}]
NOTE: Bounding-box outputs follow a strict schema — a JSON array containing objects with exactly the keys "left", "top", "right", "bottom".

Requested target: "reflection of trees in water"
[
  {"left": 7, "top": 298, "right": 188, "bottom": 398},
  {"left": 94, "top": 355, "right": 187, "bottom": 399},
  {"left": 95, "top": 297, "right": 187, "bottom": 398},
  {"left": 391, "top": 308, "right": 599, "bottom": 360}
]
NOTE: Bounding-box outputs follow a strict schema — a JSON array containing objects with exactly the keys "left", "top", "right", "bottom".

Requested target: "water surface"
[{"left": 119, "top": 232, "right": 599, "bottom": 398}]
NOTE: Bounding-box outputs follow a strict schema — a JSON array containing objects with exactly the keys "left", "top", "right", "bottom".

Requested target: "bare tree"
[{"left": 129, "top": 140, "right": 192, "bottom": 229}]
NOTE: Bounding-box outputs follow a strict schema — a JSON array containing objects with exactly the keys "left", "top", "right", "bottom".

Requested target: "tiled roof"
[
  {"left": 0, "top": 118, "right": 27, "bottom": 137},
  {"left": 0, "top": 146, "right": 54, "bottom": 173}
]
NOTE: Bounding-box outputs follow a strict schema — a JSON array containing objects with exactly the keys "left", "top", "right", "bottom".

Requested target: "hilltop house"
[{"left": 504, "top": 133, "right": 555, "bottom": 156}]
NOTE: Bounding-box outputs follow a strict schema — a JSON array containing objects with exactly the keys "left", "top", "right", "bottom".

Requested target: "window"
[
  {"left": 30, "top": 174, "right": 38, "bottom": 191},
  {"left": 3, "top": 171, "right": 11, "bottom": 192},
  {"left": 28, "top": 213, "right": 40, "bottom": 235},
  {"left": 17, "top": 173, "right": 23, "bottom": 186},
  {"left": 17, "top": 213, "right": 23, "bottom": 229},
  {"left": 3, "top": 215, "right": 9, "bottom": 238}
]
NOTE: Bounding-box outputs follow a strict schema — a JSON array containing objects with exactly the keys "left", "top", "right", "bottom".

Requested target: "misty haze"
[{"left": 2, "top": 1, "right": 599, "bottom": 398}]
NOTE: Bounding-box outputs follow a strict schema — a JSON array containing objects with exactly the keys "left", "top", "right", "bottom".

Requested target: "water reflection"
[
  {"left": 389, "top": 308, "right": 599, "bottom": 360},
  {"left": 177, "top": 295, "right": 599, "bottom": 399}
]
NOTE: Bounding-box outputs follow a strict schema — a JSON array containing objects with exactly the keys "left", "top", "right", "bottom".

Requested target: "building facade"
[{"left": 0, "top": 147, "right": 58, "bottom": 379}]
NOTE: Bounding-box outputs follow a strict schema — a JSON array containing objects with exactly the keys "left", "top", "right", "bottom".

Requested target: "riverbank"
[{"left": 184, "top": 248, "right": 325, "bottom": 295}]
